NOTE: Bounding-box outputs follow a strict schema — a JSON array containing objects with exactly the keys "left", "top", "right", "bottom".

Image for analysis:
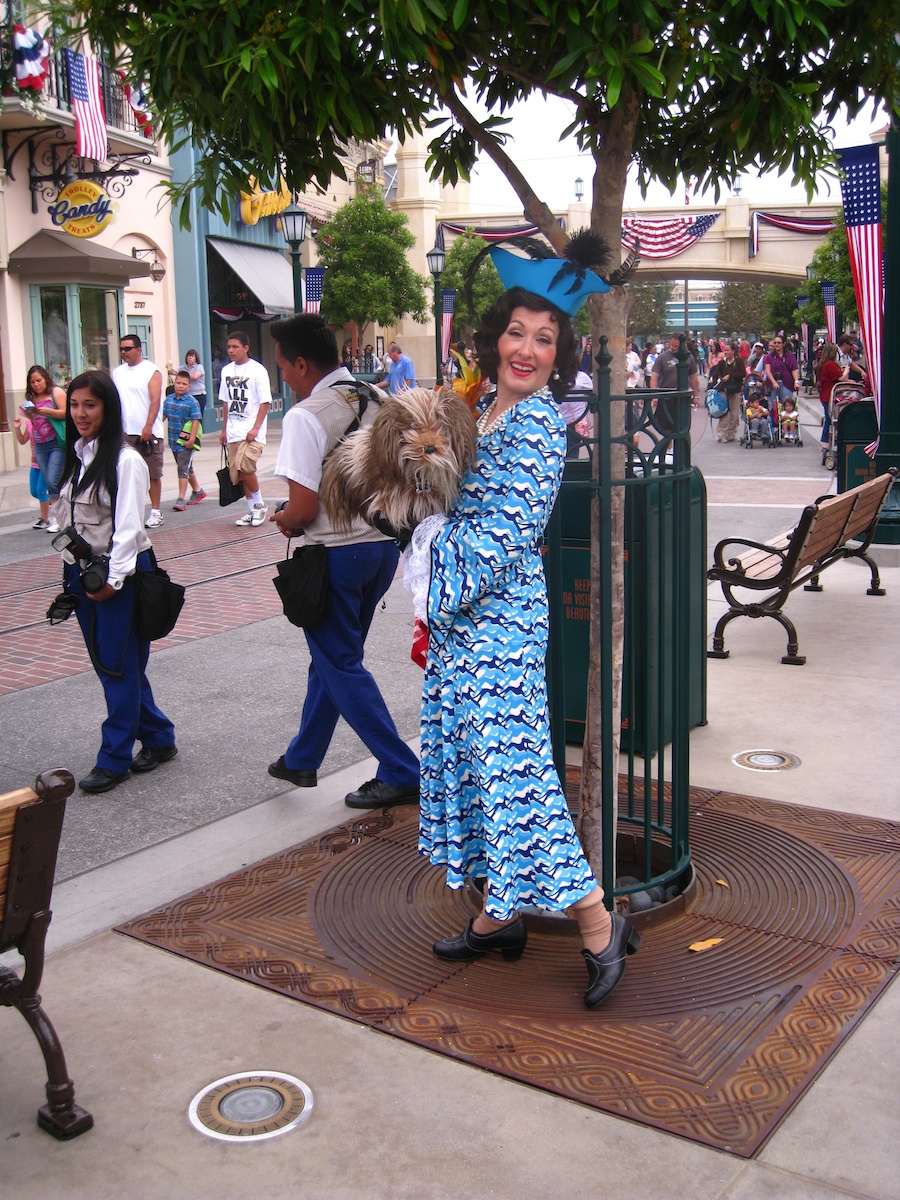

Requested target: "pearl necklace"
[{"left": 476, "top": 400, "right": 511, "bottom": 438}]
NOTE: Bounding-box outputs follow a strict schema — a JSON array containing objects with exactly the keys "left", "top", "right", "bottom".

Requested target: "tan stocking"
[
  {"left": 472, "top": 900, "right": 519, "bottom": 936},
  {"left": 570, "top": 888, "right": 613, "bottom": 954}
]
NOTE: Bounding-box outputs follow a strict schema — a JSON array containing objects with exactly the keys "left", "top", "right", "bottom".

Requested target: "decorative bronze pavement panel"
[{"left": 116, "top": 784, "right": 900, "bottom": 1157}]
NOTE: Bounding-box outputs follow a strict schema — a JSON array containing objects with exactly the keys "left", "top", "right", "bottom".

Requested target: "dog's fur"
[{"left": 321, "top": 386, "right": 476, "bottom": 533}]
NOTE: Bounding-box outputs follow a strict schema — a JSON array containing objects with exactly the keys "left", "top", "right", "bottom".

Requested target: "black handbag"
[
  {"left": 217, "top": 447, "right": 244, "bottom": 506},
  {"left": 273, "top": 542, "right": 328, "bottom": 628},
  {"left": 132, "top": 554, "right": 186, "bottom": 641}
]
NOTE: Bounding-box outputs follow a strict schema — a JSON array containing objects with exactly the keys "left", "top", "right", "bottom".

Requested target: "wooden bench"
[
  {"left": 707, "top": 468, "right": 898, "bottom": 665},
  {"left": 0, "top": 769, "right": 93, "bottom": 1139}
]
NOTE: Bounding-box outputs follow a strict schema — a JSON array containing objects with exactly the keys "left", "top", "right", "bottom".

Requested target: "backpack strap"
[{"left": 332, "top": 381, "right": 384, "bottom": 438}]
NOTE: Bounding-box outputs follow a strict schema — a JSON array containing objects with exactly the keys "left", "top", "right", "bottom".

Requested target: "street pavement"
[{"left": 0, "top": 396, "right": 898, "bottom": 1199}]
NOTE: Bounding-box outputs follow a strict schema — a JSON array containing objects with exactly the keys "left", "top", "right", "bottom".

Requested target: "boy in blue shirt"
[{"left": 163, "top": 370, "right": 206, "bottom": 511}]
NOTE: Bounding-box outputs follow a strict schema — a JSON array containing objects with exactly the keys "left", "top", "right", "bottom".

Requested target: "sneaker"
[
  {"left": 33, "top": 518, "right": 49, "bottom": 530},
  {"left": 145, "top": 511, "right": 164, "bottom": 529},
  {"left": 344, "top": 778, "right": 420, "bottom": 809},
  {"left": 173, "top": 497, "right": 188, "bottom": 511},
  {"left": 188, "top": 489, "right": 207, "bottom": 505},
  {"left": 236, "top": 503, "right": 267, "bottom": 527},
  {"left": 46, "top": 519, "right": 60, "bottom": 534}
]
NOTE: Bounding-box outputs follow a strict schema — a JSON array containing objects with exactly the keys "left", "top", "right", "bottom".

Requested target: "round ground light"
[
  {"left": 732, "top": 749, "right": 802, "bottom": 772},
  {"left": 188, "top": 1072, "right": 313, "bottom": 1142}
]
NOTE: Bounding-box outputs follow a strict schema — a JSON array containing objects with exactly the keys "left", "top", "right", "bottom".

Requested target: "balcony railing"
[{"left": 1, "top": 23, "right": 149, "bottom": 142}]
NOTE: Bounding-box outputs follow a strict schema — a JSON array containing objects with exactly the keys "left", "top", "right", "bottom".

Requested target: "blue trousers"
[
  {"left": 34, "top": 439, "right": 65, "bottom": 498},
  {"left": 284, "top": 541, "right": 419, "bottom": 787},
  {"left": 67, "top": 552, "right": 175, "bottom": 773}
]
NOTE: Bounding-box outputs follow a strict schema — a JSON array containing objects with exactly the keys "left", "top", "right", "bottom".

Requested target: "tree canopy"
[
  {"left": 440, "top": 229, "right": 504, "bottom": 339},
  {"left": 626, "top": 281, "right": 672, "bottom": 340},
  {"left": 716, "top": 280, "right": 767, "bottom": 337},
  {"left": 53, "top": 0, "right": 899, "bottom": 256},
  {"left": 315, "top": 189, "right": 429, "bottom": 336}
]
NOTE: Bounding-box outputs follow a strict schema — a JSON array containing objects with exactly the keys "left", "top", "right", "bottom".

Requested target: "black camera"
[
  {"left": 80, "top": 555, "right": 110, "bottom": 594},
  {"left": 50, "top": 525, "right": 109, "bottom": 593},
  {"left": 51, "top": 524, "right": 94, "bottom": 560}
]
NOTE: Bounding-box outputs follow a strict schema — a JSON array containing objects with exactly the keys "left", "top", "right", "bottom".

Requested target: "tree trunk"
[{"left": 576, "top": 91, "right": 639, "bottom": 885}]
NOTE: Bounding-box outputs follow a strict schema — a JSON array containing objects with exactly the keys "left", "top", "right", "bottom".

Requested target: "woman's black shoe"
[
  {"left": 433, "top": 917, "right": 527, "bottom": 963},
  {"left": 582, "top": 913, "right": 641, "bottom": 1008}
]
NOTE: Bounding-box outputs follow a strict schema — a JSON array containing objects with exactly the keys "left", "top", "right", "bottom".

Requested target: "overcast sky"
[{"left": 452, "top": 94, "right": 888, "bottom": 215}]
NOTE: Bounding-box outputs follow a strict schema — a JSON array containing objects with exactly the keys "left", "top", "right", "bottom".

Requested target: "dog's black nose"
[{"left": 424, "top": 445, "right": 437, "bottom": 454}]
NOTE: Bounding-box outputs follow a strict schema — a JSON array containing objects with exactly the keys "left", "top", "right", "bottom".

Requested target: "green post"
[{"left": 873, "top": 119, "right": 900, "bottom": 543}]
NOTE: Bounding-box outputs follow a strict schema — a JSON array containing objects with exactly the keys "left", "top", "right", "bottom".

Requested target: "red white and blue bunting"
[
  {"left": 13, "top": 24, "right": 50, "bottom": 92},
  {"left": 749, "top": 211, "right": 836, "bottom": 258}
]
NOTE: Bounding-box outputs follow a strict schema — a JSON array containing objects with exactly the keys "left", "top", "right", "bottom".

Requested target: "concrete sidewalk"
[{"left": 1, "top": 433, "right": 898, "bottom": 1197}]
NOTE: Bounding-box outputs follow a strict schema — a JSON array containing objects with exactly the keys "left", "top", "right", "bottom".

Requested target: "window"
[{"left": 32, "top": 285, "right": 123, "bottom": 383}]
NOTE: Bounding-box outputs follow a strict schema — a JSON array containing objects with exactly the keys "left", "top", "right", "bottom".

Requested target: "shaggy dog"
[{"left": 320, "top": 386, "right": 476, "bottom": 534}]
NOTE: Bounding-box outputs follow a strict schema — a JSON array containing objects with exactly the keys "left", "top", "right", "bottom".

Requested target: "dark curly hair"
[{"left": 473, "top": 288, "right": 578, "bottom": 402}]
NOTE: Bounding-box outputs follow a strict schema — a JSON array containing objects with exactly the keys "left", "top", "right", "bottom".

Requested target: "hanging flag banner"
[
  {"left": 836, "top": 143, "right": 883, "bottom": 456},
  {"left": 821, "top": 280, "right": 838, "bottom": 345},
  {"left": 304, "top": 266, "right": 324, "bottom": 313},
  {"left": 749, "top": 211, "right": 836, "bottom": 258},
  {"left": 438, "top": 223, "right": 541, "bottom": 248},
  {"left": 64, "top": 49, "right": 108, "bottom": 162},
  {"left": 441, "top": 289, "right": 456, "bottom": 361},
  {"left": 621, "top": 214, "right": 719, "bottom": 259},
  {"left": 118, "top": 71, "right": 154, "bottom": 138},
  {"left": 13, "top": 24, "right": 50, "bottom": 91},
  {"left": 796, "top": 294, "right": 810, "bottom": 377}
]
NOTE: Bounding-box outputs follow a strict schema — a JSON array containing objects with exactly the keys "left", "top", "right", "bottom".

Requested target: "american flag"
[
  {"left": 836, "top": 144, "right": 883, "bottom": 455},
  {"left": 441, "top": 289, "right": 456, "bottom": 360},
  {"left": 749, "top": 211, "right": 836, "bottom": 257},
  {"left": 621, "top": 213, "right": 718, "bottom": 259},
  {"left": 820, "top": 280, "right": 837, "bottom": 344},
  {"left": 797, "top": 294, "right": 809, "bottom": 375},
  {"left": 65, "top": 49, "right": 107, "bottom": 162},
  {"left": 304, "top": 266, "right": 324, "bottom": 313}
]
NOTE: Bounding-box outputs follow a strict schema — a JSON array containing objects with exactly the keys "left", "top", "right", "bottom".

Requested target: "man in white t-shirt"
[
  {"left": 218, "top": 331, "right": 271, "bottom": 526},
  {"left": 113, "top": 334, "right": 165, "bottom": 528},
  {"left": 265, "top": 313, "right": 420, "bottom": 810}
]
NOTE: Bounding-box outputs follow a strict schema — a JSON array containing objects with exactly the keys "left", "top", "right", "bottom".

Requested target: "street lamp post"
[
  {"left": 426, "top": 243, "right": 445, "bottom": 387},
  {"left": 280, "top": 203, "right": 308, "bottom": 314}
]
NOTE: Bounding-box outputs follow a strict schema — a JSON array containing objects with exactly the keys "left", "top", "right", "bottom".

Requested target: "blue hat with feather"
[{"left": 489, "top": 243, "right": 611, "bottom": 316}]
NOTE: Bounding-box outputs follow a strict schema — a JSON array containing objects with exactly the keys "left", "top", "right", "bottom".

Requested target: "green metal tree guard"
[{"left": 545, "top": 337, "right": 701, "bottom": 908}]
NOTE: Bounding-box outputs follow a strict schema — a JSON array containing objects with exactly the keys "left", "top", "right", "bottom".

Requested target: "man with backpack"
[{"left": 266, "top": 314, "right": 421, "bottom": 810}]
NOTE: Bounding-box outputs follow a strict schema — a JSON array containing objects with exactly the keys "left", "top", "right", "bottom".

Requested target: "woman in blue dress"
[{"left": 418, "top": 245, "right": 641, "bottom": 1008}]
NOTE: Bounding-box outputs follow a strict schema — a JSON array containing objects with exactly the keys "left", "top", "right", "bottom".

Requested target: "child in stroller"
[
  {"left": 741, "top": 375, "right": 775, "bottom": 447},
  {"left": 779, "top": 395, "right": 802, "bottom": 446}
]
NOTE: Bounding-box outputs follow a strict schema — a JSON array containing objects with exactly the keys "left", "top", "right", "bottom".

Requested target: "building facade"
[{"left": 0, "top": 25, "right": 177, "bottom": 472}]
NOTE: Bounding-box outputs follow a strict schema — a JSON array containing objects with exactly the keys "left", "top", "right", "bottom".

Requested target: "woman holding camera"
[{"left": 52, "top": 371, "right": 176, "bottom": 794}]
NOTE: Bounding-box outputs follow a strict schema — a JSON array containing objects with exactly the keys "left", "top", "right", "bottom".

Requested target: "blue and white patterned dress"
[{"left": 418, "top": 387, "right": 597, "bottom": 921}]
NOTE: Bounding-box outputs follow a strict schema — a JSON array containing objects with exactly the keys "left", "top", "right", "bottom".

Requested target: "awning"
[
  {"left": 207, "top": 238, "right": 294, "bottom": 316},
  {"left": 7, "top": 230, "right": 153, "bottom": 283}
]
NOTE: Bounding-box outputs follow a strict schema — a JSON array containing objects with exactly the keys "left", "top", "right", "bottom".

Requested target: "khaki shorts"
[
  {"left": 125, "top": 434, "right": 165, "bottom": 481},
  {"left": 227, "top": 438, "right": 263, "bottom": 482}
]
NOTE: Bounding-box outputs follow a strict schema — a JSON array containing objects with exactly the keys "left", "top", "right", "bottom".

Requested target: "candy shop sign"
[
  {"left": 239, "top": 178, "right": 291, "bottom": 226},
  {"left": 48, "top": 180, "right": 115, "bottom": 239}
]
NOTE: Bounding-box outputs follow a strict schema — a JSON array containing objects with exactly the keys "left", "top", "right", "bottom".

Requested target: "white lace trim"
[{"left": 402, "top": 513, "right": 448, "bottom": 622}]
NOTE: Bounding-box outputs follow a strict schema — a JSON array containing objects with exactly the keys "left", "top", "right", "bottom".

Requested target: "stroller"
[
  {"left": 740, "top": 376, "right": 776, "bottom": 448},
  {"left": 776, "top": 395, "right": 803, "bottom": 448},
  {"left": 822, "top": 379, "right": 865, "bottom": 471}
]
